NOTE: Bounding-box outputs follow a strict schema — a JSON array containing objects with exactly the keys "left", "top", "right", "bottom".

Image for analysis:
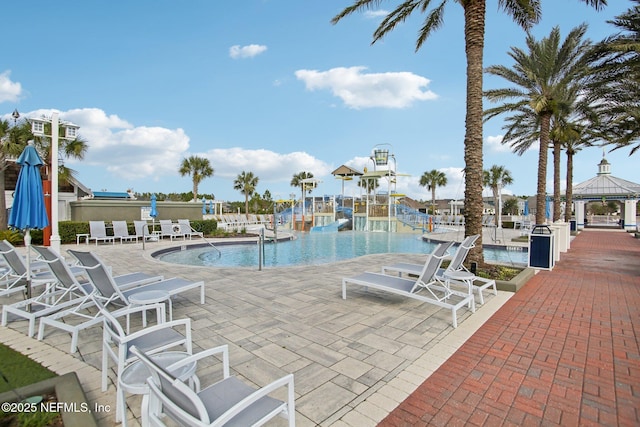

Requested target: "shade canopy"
[
  {"left": 8, "top": 146, "right": 49, "bottom": 231},
  {"left": 331, "top": 165, "right": 363, "bottom": 178}
]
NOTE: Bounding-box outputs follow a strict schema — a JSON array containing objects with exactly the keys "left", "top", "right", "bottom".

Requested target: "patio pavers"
[
  {"left": 8, "top": 227, "right": 636, "bottom": 426},
  {"left": 380, "top": 229, "right": 640, "bottom": 426}
]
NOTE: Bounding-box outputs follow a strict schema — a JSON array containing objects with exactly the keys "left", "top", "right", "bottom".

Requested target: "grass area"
[
  {"left": 0, "top": 344, "right": 56, "bottom": 394},
  {"left": 0, "top": 344, "right": 61, "bottom": 426}
]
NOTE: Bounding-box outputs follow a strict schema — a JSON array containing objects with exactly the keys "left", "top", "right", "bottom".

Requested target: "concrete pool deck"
[{"left": 1, "top": 228, "right": 516, "bottom": 426}]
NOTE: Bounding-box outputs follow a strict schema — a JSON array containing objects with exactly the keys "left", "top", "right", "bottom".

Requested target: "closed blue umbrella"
[
  {"left": 8, "top": 145, "right": 49, "bottom": 303},
  {"left": 150, "top": 194, "right": 158, "bottom": 219},
  {"left": 202, "top": 197, "right": 207, "bottom": 215},
  {"left": 149, "top": 194, "right": 158, "bottom": 238},
  {"left": 523, "top": 200, "right": 529, "bottom": 216},
  {"left": 209, "top": 200, "right": 214, "bottom": 215},
  {"left": 545, "top": 196, "right": 551, "bottom": 221}
]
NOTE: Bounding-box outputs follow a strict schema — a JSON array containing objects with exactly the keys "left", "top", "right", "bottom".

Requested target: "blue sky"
[{"left": 1, "top": 1, "right": 635, "bottom": 203}]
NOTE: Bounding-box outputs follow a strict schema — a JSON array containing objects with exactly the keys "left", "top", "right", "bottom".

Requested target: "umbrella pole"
[{"left": 24, "top": 229, "right": 32, "bottom": 312}]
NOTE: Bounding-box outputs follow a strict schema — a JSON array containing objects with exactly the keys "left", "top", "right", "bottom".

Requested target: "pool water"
[{"left": 156, "top": 232, "right": 528, "bottom": 268}]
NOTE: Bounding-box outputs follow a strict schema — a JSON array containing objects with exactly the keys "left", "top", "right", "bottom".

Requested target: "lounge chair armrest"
[
  {"left": 213, "top": 373, "right": 295, "bottom": 426},
  {"left": 166, "top": 345, "right": 230, "bottom": 378}
]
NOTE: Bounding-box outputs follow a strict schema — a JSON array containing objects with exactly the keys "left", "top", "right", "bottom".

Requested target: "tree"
[
  {"left": 484, "top": 25, "right": 593, "bottom": 225},
  {"left": 178, "top": 155, "right": 214, "bottom": 202},
  {"left": 1, "top": 114, "right": 88, "bottom": 230},
  {"left": 358, "top": 176, "right": 379, "bottom": 196},
  {"left": 503, "top": 197, "right": 520, "bottom": 215},
  {"left": 332, "top": 0, "right": 607, "bottom": 265},
  {"left": 559, "top": 121, "right": 596, "bottom": 222},
  {"left": 588, "top": 1, "right": 640, "bottom": 155},
  {"left": 482, "top": 165, "right": 513, "bottom": 227},
  {"left": 419, "top": 169, "right": 447, "bottom": 214},
  {"left": 233, "top": 171, "right": 259, "bottom": 216},
  {"left": 0, "top": 118, "right": 31, "bottom": 229},
  {"left": 290, "top": 172, "right": 314, "bottom": 203}
]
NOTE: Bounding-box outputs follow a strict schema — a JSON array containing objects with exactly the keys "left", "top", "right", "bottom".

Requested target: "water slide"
[{"left": 310, "top": 218, "right": 350, "bottom": 232}]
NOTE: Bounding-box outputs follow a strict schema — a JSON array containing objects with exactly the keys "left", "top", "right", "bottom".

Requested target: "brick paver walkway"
[{"left": 380, "top": 229, "right": 640, "bottom": 426}]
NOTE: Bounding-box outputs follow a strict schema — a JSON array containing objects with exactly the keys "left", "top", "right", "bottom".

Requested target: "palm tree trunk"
[
  {"left": 553, "top": 140, "right": 562, "bottom": 221},
  {"left": 536, "top": 113, "right": 551, "bottom": 225},
  {"left": 564, "top": 152, "right": 574, "bottom": 223},
  {"left": 463, "top": 0, "right": 486, "bottom": 266},
  {"left": 431, "top": 188, "right": 436, "bottom": 215}
]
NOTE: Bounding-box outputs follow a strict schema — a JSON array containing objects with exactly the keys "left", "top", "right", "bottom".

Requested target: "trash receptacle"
[
  {"left": 570, "top": 219, "right": 577, "bottom": 232},
  {"left": 528, "top": 225, "right": 555, "bottom": 270}
]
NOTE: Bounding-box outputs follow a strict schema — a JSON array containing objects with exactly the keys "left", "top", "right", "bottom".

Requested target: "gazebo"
[{"left": 572, "top": 155, "right": 640, "bottom": 230}]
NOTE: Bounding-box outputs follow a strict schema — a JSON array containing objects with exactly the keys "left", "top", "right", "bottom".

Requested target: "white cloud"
[
  {"left": 25, "top": 108, "right": 190, "bottom": 181},
  {"left": 486, "top": 133, "right": 539, "bottom": 153},
  {"left": 204, "top": 147, "right": 332, "bottom": 182},
  {"left": 295, "top": 66, "right": 437, "bottom": 109},
  {"left": 364, "top": 10, "right": 389, "bottom": 19},
  {"left": 229, "top": 44, "right": 268, "bottom": 59},
  {"left": 0, "top": 70, "right": 22, "bottom": 103}
]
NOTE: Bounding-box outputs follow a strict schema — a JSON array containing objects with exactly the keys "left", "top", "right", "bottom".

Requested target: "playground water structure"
[
  {"left": 154, "top": 231, "right": 528, "bottom": 268},
  {"left": 273, "top": 196, "right": 445, "bottom": 233}
]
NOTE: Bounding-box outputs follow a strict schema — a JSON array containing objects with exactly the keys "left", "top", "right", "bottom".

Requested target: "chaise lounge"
[{"left": 342, "top": 242, "right": 475, "bottom": 328}]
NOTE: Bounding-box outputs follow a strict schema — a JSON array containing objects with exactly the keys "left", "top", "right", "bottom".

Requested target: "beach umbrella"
[
  {"left": 150, "top": 194, "right": 158, "bottom": 235},
  {"left": 202, "top": 197, "right": 207, "bottom": 215},
  {"left": 8, "top": 145, "right": 49, "bottom": 303},
  {"left": 523, "top": 200, "right": 529, "bottom": 216},
  {"left": 209, "top": 200, "right": 213, "bottom": 215},
  {"left": 545, "top": 197, "right": 551, "bottom": 222}
]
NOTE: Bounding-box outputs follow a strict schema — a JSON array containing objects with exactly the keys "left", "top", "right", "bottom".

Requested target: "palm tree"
[
  {"left": 484, "top": 25, "right": 593, "bottom": 225},
  {"left": 178, "top": 156, "right": 214, "bottom": 201},
  {"left": 0, "top": 116, "right": 88, "bottom": 230},
  {"left": 358, "top": 176, "right": 379, "bottom": 197},
  {"left": 419, "top": 169, "right": 447, "bottom": 214},
  {"left": 233, "top": 171, "right": 259, "bottom": 217},
  {"left": 290, "top": 171, "right": 314, "bottom": 203},
  {"left": 588, "top": 1, "right": 640, "bottom": 154},
  {"left": 0, "top": 118, "right": 32, "bottom": 229},
  {"left": 563, "top": 131, "right": 588, "bottom": 223},
  {"left": 482, "top": 165, "right": 513, "bottom": 227},
  {"left": 332, "top": 0, "right": 607, "bottom": 265}
]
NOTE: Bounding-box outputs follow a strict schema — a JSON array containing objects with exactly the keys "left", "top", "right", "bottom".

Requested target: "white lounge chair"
[
  {"left": 342, "top": 242, "right": 475, "bottom": 328},
  {"left": 130, "top": 344, "right": 296, "bottom": 427},
  {"left": 67, "top": 250, "right": 205, "bottom": 306},
  {"left": 113, "top": 221, "right": 138, "bottom": 243},
  {"left": 89, "top": 221, "right": 115, "bottom": 245},
  {"left": 159, "top": 220, "right": 185, "bottom": 240},
  {"left": 382, "top": 235, "right": 497, "bottom": 304},
  {"left": 134, "top": 220, "right": 158, "bottom": 241},
  {"left": 28, "top": 246, "right": 164, "bottom": 353},
  {"left": 178, "top": 219, "right": 203, "bottom": 239},
  {"left": 0, "top": 240, "right": 82, "bottom": 298}
]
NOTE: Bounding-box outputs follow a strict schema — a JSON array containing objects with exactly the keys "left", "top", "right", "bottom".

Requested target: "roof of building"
[
  {"left": 573, "top": 156, "right": 640, "bottom": 197},
  {"left": 91, "top": 191, "right": 132, "bottom": 199}
]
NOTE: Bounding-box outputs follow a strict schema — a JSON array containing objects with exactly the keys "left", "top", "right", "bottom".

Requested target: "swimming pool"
[{"left": 155, "top": 232, "right": 528, "bottom": 268}]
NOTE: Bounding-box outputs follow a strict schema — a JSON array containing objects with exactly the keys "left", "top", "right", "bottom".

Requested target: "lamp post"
[{"left": 28, "top": 112, "right": 79, "bottom": 254}]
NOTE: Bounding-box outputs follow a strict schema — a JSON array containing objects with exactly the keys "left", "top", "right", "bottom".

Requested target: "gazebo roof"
[
  {"left": 332, "top": 164, "right": 363, "bottom": 177},
  {"left": 573, "top": 156, "right": 640, "bottom": 197}
]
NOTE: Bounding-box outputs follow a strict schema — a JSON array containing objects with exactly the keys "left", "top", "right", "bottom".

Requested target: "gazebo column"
[
  {"left": 623, "top": 199, "right": 638, "bottom": 231},
  {"left": 575, "top": 201, "right": 586, "bottom": 229}
]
